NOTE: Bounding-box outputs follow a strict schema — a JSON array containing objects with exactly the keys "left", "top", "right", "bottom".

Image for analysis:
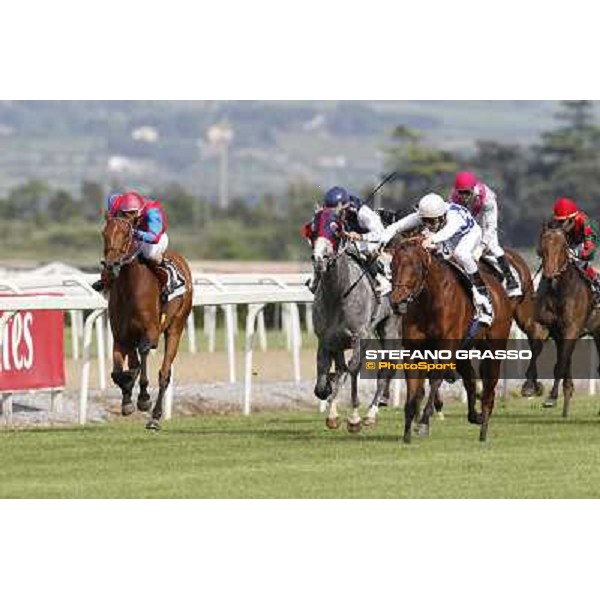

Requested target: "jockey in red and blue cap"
[{"left": 92, "top": 191, "right": 182, "bottom": 302}]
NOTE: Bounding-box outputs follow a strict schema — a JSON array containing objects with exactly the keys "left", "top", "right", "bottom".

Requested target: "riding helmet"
[{"left": 323, "top": 186, "right": 349, "bottom": 208}]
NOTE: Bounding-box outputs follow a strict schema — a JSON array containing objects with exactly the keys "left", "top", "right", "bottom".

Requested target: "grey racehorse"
[{"left": 309, "top": 210, "right": 399, "bottom": 431}]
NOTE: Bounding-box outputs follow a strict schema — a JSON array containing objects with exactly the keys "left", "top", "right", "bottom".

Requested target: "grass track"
[{"left": 2, "top": 395, "right": 600, "bottom": 498}]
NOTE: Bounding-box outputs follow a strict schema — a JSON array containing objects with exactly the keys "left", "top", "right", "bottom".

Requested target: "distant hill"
[{"left": 0, "top": 100, "right": 583, "bottom": 200}]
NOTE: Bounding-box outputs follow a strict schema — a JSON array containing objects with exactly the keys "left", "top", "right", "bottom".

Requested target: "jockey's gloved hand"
[
  {"left": 422, "top": 235, "right": 436, "bottom": 250},
  {"left": 133, "top": 230, "right": 145, "bottom": 241}
]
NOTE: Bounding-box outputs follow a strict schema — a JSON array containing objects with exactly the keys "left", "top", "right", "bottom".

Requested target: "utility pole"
[{"left": 207, "top": 122, "right": 234, "bottom": 209}]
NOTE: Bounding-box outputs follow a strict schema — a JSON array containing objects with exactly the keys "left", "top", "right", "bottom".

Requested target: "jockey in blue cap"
[{"left": 305, "top": 186, "right": 391, "bottom": 295}]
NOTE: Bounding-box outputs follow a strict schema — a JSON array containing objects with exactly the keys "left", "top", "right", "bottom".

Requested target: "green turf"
[{"left": 2, "top": 395, "right": 600, "bottom": 498}]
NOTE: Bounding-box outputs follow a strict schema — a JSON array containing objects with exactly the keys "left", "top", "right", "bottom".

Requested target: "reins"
[{"left": 391, "top": 236, "right": 432, "bottom": 305}]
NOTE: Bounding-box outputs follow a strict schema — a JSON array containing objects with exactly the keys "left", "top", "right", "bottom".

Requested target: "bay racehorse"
[
  {"left": 536, "top": 222, "right": 600, "bottom": 417},
  {"left": 101, "top": 215, "right": 192, "bottom": 429},
  {"left": 390, "top": 235, "right": 513, "bottom": 442},
  {"left": 309, "top": 208, "right": 399, "bottom": 431},
  {"left": 483, "top": 249, "right": 546, "bottom": 397}
]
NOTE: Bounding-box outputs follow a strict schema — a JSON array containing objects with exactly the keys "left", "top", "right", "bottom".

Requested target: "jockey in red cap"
[
  {"left": 552, "top": 197, "right": 600, "bottom": 305},
  {"left": 92, "top": 191, "right": 183, "bottom": 302},
  {"left": 450, "top": 171, "right": 519, "bottom": 293}
]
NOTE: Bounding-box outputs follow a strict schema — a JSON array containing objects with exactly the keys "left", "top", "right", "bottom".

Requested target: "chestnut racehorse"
[
  {"left": 536, "top": 223, "right": 600, "bottom": 417},
  {"left": 101, "top": 216, "right": 192, "bottom": 429},
  {"left": 390, "top": 236, "right": 513, "bottom": 442}
]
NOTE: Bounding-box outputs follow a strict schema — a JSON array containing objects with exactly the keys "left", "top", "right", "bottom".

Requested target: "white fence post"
[
  {"left": 1, "top": 393, "right": 13, "bottom": 426},
  {"left": 95, "top": 313, "right": 106, "bottom": 391},
  {"left": 257, "top": 310, "right": 267, "bottom": 351},
  {"left": 243, "top": 303, "right": 265, "bottom": 415},
  {"left": 69, "top": 310, "right": 80, "bottom": 359},
  {"left": 79, "top": 308, "right": 106, "bottom": 425},
  {"left": 187, "top": 310, "right": 197, "bottom": 354},
  {"left": 223, "top": 305, "right": 236, "bottom": 383},
  {"left": 205, "top": 306, "right": 216, "bottom": 353}
]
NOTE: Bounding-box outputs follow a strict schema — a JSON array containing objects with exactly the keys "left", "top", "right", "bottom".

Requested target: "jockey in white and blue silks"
[{"left": 359, "top": 193, "right": 493, "bottom": 325}]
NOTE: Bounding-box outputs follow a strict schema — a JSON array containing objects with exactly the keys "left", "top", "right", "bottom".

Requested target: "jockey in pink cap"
[{"left": 450, "top": 171, "right": 518, "bottom": 292}]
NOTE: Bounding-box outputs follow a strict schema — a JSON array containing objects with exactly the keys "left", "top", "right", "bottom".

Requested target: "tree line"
[{"left": 0, "top": 101, "right": 597, "bottom": 262}]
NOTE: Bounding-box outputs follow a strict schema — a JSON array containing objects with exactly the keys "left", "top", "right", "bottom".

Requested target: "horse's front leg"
[
  {"left": 146, "top": 325, "right": 183, "bottom": 430},
  {"left": 479, "top": 358, "right": 501, "bottom": 442},
  {"left": 346, "top": 333, "right": 366, "bottom": 433},
  {"left": 544, "top": 337, "right": 563, "bottom": 408},
  {"left": 324, "top": 351, "right": 348, "bottom": 430},
  {"left": 403, "top": 373, "right": 425, "bottom": 443},
  {"left": 136, "top": 344, "right": 152, "bottom": 412},
  {"left": 111, "top": 341, "right": 139, "bottom": 416},
  {"left": 417, "top": 375, "right": 443, "bottom": 436},
  {"left": 560, "top": 338, "right": 577, "bottom": 418},
  {"left": 456, "top": 359, "right": 481, "bottom": 425},
  {"left": 346, "top": 370, "right": 362, "bottom": 433},
  {"left": 521, "top": 328, "right": 546, "bottom": 397}
]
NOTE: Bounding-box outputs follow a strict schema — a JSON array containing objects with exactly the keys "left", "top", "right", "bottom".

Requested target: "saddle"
[
  {"left": 139, "top": 254, "right": 187, "bottom": 304},
  {"left": 432, "top": 251, "right": 493, "bottom": 341}
]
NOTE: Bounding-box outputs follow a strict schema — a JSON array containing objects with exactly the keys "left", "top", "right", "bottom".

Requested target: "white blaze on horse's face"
[{"left": 312, "top": 237, "right": 334, "bottom": 274}]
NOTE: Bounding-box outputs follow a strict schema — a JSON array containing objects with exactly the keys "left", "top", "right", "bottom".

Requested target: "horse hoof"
[
  {"left": 362, "top": 416, "right": 377, "bottom": 427},
  {"left": 543, "top": 398, "right": 557, "bottom": 408},
  {"left": 122, "top": 402, "right": 135, "bottom": 416},
  {"left": 402, "top": 433, "right": 412, "bottom": 444},
  {"left": 521, "top": 381, "right": 537, "bottom": 397},
  {"left": 137, "top": 397, "right": 152, "bottom": 412},
  {"left": 325, "top": 417, "right": 340, "bottom": 430},
  {"left": 417, "top": 424, "right": 430, "bottom": 437},
  {"left": 346, "top": 419, "right": 362, "bottom": 434},
  {"left": 145, "top": 419, "right": 161, "bottom": 431},
  {"left": 378, "top": 399, "right": 389, "bottom": 408},
  {"left": 436, "top": 411, "right": 445, "bottom": 421},
  {"left": 468, "top": 412, "right": 483, "bottom": 425},
  {"left": 535, "top": 382, "right": 545, "bottom": 396}
]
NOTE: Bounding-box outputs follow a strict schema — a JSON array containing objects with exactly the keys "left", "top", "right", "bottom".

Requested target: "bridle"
[
  {"left": 101, "top": 216, "right": 141, "bottom": 276},
  {"left": 391, "top": 236, "right": 432, "bottom": 305},
  {"left": 539, "top": 227, "right": 571, "bottom": 280}
]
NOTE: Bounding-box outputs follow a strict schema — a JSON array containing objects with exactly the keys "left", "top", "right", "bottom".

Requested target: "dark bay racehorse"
[
  {"left": 310, "top": 208, "right": 399, "bottom": 431},
  {"left": 483, "top": 249, "right": 546, "bottom": 397},
  {"left": 102, "top": 216, "right": 192, "bottom": 429},
  {"left": 390, "top": 236, "right": 513, "bottom": 442},
  {"left": 536, "top": 223, "right": 600, "bottom": 417}
]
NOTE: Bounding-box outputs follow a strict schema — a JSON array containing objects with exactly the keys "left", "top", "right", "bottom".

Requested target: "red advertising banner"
[{"left": 0, "top": 305, "right": 65, "bottom": 392}]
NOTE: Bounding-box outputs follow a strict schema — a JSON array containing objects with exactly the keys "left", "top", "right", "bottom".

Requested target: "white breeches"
[
  {"left": 141, "top": 233, "right": 168, "bottom": 261},
  {"left": 481, "top": 226, "right": 504, "bottom": 258},
  {"left": 447, "top": 227, "right": 481, "bottom": 275}
]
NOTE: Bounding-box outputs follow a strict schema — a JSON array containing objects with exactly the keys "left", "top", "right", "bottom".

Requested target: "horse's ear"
[{"left": 563, "top": 218, "right": 576, "bottom": 234}]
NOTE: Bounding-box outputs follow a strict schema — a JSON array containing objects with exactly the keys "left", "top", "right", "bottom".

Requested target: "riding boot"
[
  {"left": 497, "top": 254, "right": 519, "bottom": 291},
  {"left": 468, "top": 271, "right": 493, "bottom": 326},
  {"left": 91, "top": 268, "right": 111, "bottom": 293},
  {"left": 146, "top": 260, "right": 171, "bottom": 303},
  {"left": 376, "top": 252, "right": 392, "bottom": 297}
]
